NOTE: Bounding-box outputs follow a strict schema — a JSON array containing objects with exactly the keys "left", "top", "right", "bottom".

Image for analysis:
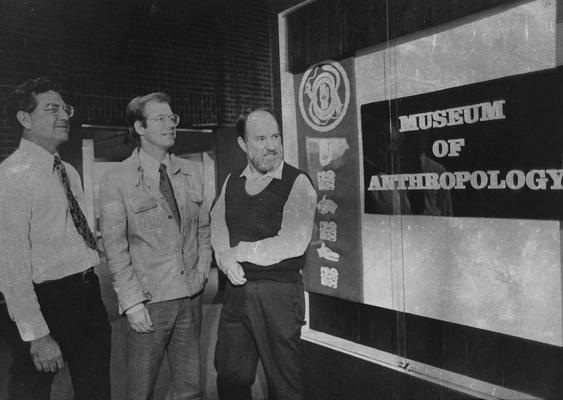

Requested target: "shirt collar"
[
  {"left": 138, "top": 147, "right": 171, "bottom": 175},
  {"left": 19, "top": 138, "right": 58, "bottom": 171},
  {"left": 240, "top": 160, "right": 284, "bottom": 180}
]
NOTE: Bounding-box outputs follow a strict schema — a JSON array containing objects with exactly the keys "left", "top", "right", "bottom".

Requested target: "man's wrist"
[
  {"left": 13, "top": 309, "right": 51, "bottom": 342},
  {"left": 31, "top": 333, "right": 51, "bottom": 344},
  {"left": 218, "top": 246, "right": 240, "bottom": 267},
  {"left": 221, "top": 262, "right": 232, "bottom": 275},
  {"left": 125, "top": 303, "right": 145, "bottom": 315},
  {"left": 233, "top": 244, "right": 244, "bottom": 263}
]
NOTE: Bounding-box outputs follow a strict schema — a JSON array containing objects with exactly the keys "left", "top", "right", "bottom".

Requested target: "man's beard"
[{"left": 250, "top": 151, "right": 283, "bottom": 174}]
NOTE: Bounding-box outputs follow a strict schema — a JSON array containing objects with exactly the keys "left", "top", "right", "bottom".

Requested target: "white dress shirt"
[
  {"left": 0, "top": 139, "right": 99, "bottom": 341},
  {"left": 138, "top": 147, "right": 172, "bottom": 187}
]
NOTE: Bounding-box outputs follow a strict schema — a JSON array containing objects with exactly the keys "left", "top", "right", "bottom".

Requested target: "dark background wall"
[
  {"left": 285, "top": 0, "right": 518, "bottom": 73},
  {"left": 0, "top": 0, "right": 279, "bottom": 161}
]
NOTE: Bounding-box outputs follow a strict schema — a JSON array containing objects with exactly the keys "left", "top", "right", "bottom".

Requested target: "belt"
[
  {"left": 35, "top": 267, "right": 95, "bottom": 286},
  {"left": 79, "top": 267, "right": 95, "bottom": 283}
]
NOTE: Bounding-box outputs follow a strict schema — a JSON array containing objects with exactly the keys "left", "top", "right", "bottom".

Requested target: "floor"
[{"left": 0, "top": 267, "right": 267, "bottom": 400}]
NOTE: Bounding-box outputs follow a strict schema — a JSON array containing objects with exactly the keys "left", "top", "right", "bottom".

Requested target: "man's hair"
[
  {"left": 8, "top": 76, "right": 58, "bottom": 129},
  {"left": 235, "top": 107, "right": 278, "bottom": 140},
  {"left": 125, "top": 92, "right": 171, "bottom": 142}
]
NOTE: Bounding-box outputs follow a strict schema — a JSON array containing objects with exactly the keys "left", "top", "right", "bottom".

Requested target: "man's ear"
[
  {"left": 134, "top": 120, "right": 145, "bottom": 137},
  {"left": 16, "top": 111, "right": 32, "bottom": 130},
  {"left": 237, "top": 136, "right": 247, "bottom": 154}
]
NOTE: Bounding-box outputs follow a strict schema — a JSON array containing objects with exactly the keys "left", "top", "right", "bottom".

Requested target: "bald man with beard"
[{"left": 211, "top": 108, "right": 317, "bottom": 400}]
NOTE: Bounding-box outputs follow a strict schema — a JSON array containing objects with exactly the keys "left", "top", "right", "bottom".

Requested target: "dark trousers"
[
  {"left": 5, "top": 269, "right": 112, "bottom": 400},
  {"left": 215, "top": 280, "right": 305, "bottom": 400}
]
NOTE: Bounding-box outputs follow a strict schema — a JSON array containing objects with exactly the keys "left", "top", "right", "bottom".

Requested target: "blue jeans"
[{"left": 125, "top": 294, "right": 203, "bottom": 400}]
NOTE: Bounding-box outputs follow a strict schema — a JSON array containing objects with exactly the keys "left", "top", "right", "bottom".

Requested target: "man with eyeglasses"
[
  {"left": 0, "top": 77, "right": 111, "bottom": 399},
  {"left": 99, "top": 92, "right": 211, "bottom": 399}
]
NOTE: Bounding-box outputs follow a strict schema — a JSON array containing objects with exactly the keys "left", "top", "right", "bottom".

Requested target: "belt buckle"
[{"left": 81, "top": 268, "right": 93, "bottom": 283}]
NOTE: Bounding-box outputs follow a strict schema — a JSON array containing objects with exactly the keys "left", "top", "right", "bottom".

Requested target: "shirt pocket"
[{"left": 131, "top": 198, "right": 161, "bottom": 231}]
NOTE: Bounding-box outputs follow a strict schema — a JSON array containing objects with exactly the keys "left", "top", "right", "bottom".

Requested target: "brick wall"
[
  {"left": 218, "top": 0, "right": 274, "bottom": 123},
  {"left": 0, "top": 0, "right": 273, "bottom": 160}
]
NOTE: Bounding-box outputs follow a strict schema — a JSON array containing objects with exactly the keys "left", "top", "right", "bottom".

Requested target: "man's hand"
[
  {"left": 30, "top": 334, "right": 64, "bottom": 373},
  {"left": 224, "top": 262, "right": 247, "bottom": 286},
  {"left": 127, "top": 305, "right": 155, "bottom": 333},
  {"left": 217, "top": 247, "right": 246, "bottom": 285},
  {"left": 219, "top": 246, "right": 239, "bottom": 267}
]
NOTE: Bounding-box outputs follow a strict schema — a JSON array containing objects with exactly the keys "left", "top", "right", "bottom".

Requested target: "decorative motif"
[
  {"left": 317, "top": 242, "right": 340, "bottom": 262},
  {"left": 317, "top": 195, "right": 338, "bottom": 215},
  {"left": 319, "top": 221, "right": 337, "bottom": 242},
  {"left": 317, "top": 170, "right": 336, "bottom": 191},
  {"left": 298, "top": 60, "right": 350, "bottom": 132},
  {"left": 320, "top": 266, "right": 339, "bottom": 289}
]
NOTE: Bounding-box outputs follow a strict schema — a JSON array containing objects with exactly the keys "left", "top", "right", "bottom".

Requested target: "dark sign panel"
[
  {"left": 362, "top": 68, "right": 563, "bottom": 220},
  {"left": 294, "top": 58, "right": 364, "bottom": 302}
]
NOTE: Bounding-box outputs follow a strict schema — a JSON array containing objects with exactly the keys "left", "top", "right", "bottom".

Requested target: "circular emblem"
[{"left": 298, "top": 60, "right": 350, "bottom": 133}]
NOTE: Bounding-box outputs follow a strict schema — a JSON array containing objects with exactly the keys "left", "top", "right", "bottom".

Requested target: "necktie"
[
  {"left": 53, "top": 156, "right": 98, "bottom": 250},
  {"left": 159, "top": 164, "right": 181, "bottom": 227}
]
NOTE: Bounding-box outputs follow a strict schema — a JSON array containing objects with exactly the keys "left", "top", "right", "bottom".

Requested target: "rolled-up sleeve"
[
  {"left": 236, "top": 174, "right": 317, "bottom": 266},
  {"left": 210, "top": 176, "right": 232, "bottom": 272}
]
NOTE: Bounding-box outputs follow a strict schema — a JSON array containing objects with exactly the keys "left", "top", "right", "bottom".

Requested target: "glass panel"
[
  {"left": 287, "top": 1, "right": 561, "bottom": 396},
  {"left": 366, "top": 0, "right": 561, "bottom": 397}
]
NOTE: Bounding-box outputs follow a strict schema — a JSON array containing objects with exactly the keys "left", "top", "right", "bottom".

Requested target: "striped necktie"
[{"left": 53, "top": 156, "right": 98, "bottom": 250}]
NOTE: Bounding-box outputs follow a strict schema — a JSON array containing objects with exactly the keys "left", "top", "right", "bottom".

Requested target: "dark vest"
[{"left": 225, "top": 163, "right": 306, "bottom": 282}]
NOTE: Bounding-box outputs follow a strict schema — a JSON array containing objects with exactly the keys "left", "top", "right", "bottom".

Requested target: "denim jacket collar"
[{"left": 124, "top": 148, "right": 191, "bottom": 187}]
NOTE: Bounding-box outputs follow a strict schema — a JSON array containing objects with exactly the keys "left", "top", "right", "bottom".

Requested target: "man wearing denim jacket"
[{"left": 99, "top": 92, "right": 211, "bottom": 400}]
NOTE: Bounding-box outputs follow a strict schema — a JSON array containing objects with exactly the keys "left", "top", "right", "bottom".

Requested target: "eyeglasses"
[
  {"left": 146, "top": 114, "right": 180, "bottom": 127},
  {"left": 37, "top": 103, "right": 75, "bottom": 118}
]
